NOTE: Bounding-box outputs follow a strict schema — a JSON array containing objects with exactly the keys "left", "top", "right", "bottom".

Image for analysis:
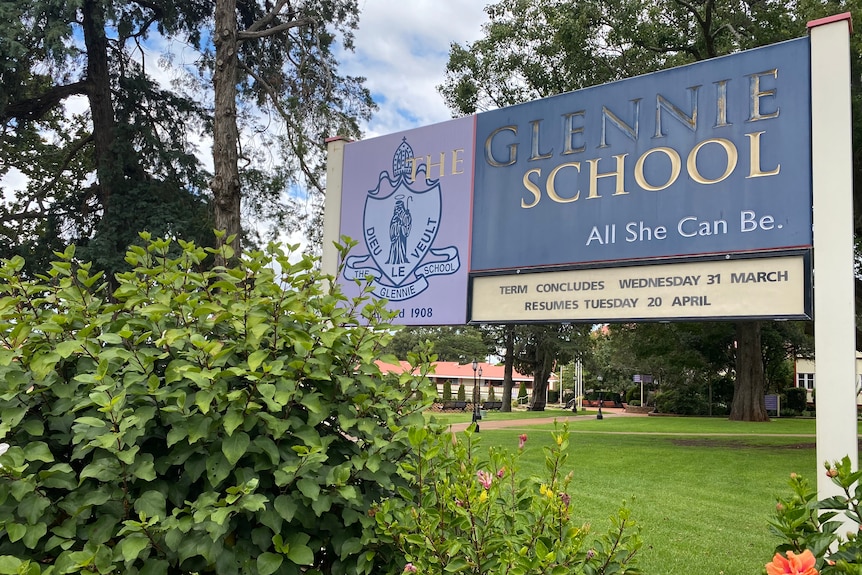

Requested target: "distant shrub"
[{"left": 784, "top": 387, "right": 808, "bottom": 412}]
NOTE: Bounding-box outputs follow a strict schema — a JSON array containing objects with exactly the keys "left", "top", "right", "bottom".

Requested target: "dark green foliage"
[
  {"left": 380, "top": 326, "right": 494, "bottom": 362},
  {"left": 443, "top": 379, "right": 452, "bottom": 401},
  {"left": 784, "top": 387, "right": 809, "bottom": 412},
  {"left": 457, "top": 383, "right": 466, "bottom": 401},
  {"left": 487, "top": 384, "right": 497, "bottom": 402},
  {"left": 517, "top": 381, "right": 528, "bottom": 402},
  {"left": 0, "top": 236, "right": 434, "bottom": 574},
  {"left": 654, "top": 385, "right": 710, "bottom": 416}
]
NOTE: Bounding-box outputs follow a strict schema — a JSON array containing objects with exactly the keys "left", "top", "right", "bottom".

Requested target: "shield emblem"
[{"left": 364, "top": 179, "right": 442, "bottom": 287}]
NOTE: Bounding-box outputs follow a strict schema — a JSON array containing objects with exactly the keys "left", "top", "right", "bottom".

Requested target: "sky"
[
  {"left": 1, "top": 2, "right": 490, "bottom": 230},
  {"left": 344, "top": 1, "right": 489, "bottom": 138}
]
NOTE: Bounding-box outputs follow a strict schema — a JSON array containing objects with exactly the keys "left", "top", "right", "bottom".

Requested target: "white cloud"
[{"left": 347, "top": 1, "right": 489, "bottom": 137}]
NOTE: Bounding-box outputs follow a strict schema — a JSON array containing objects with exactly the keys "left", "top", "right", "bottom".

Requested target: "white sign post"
[{"left": 809, "top": 13, "right": 858, "bottom": 498}]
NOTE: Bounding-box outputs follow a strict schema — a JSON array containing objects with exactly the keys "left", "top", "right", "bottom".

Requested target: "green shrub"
[
  {"left": 654, "top": 386, "right": 709, "bottom": 415},
  {"left": 768, "top": 456, "right": 862, "bottom": 571},
  {"left": 443, "top": 379, "right": 452, "bottom": 401},
  {"left": 784, "top": 387, "right": 808, "bottom": 412},
  {"left": 547, "top": 389, "right": 559, "bottom": 403},
  {"left": 375, "top": 425, "right": 642, "bottom": 575},
  {"left": 487, "top": 385, "right": 496, "bottom": 402},
  {"left": 458, "top": 383, "right": 466, "bottom": 401},
  {"left": 0, "top": 236, "right": 435, "bottom": 575}
]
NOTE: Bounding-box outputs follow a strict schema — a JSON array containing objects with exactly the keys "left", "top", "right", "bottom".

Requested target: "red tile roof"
[{"left": 376, "top": 360, "right": 534, "bottom": 382}]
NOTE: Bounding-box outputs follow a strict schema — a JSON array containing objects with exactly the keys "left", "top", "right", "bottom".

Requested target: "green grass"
[{"left": 453, "top": 417, "right": 822, "bottom": 575}]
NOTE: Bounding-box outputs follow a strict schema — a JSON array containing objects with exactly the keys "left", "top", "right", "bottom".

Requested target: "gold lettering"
[
  {"left": 547, "top": 162, "right": 581, "bottom": 203},
  {"left": 655, "top": 86, "right": 700, "bottom": 137},
  {"left": 521, "top": 169, "right": 542, "bottom": 208},
  {"left": 426, "top": 152, "right": 446, "bottom": 179},
  {"left": 452, "top": 148, "right": 465, "bottom": 175},
  {"left": 529, "top": 119, "right": 553, "bottom": 160},
  {"left": 407, "top": 157, "right": 421, "bottom": 183},
  {"left": 749, "top": 69, "right": 779, "bottom": 121},
  {"left": 714, "top": 79, "right": 731, "bottom": 127},
  {"left": 600, "top": 100, "right": 640, "bottom": 148},
  {"left": 634, "top": 147, "right": 681, "bottom": 191},
  {"left": 746, "top": 131, "right": 779, "bottom": 178},
  {"left": 562, "top": 111, "right": 586, "bottom": 155},
  {"left": 587, "top": 154, "right": 628, "bottom": 199},
  {"left": 687, "top": 138, "right": 738, "bottom": 184},
  {"left": 485, "top": 126, "right": 518, "bottom": 167}
]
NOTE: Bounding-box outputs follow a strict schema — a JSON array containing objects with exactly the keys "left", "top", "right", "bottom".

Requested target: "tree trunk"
[
  {"left": 501, "top": 325, "right": 514, "bottom": 412},
  {"left": 729, "top": 321, "right": 769, "bottom": 421},
  {"left": 212, "top": 0, "right": 242, "bottom": 262},
  {"left": 81, "top": 0, "right": 119, "bottom": 209},
  {"left": 528, "top": 345, "right": 555, "bottom": 411}
]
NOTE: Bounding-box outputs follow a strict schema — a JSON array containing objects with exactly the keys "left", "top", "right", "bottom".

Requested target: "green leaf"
[
  {"left": 248, "top": 349, "right": 269, "bottom": 372},
  {"left": 223, "top": 408, "right": 243, "bottom": 436},
  {"left": 274, "top": 495, "right": 297, "bottom": 522},
  {"left": 257, "top": 552, "right": 284, "bottom": 575},
  {"left": 0, "top": 556, "right": 22, "bottom": 574},
  {"left": 55, "top": 340, "right": 83, "bottom": 358},
  {"left": 21, "top": 522, "right": 46, "bottom": 549},
  {"left": 297, "top": 478, "right": 320, "bottom": 500},
  {"left": 287, "top": 543, "right": 314, "bottom": 566},
  {"left": 118, "top": 534, "right": 151, "bottom": 563},
  {"left": 222, "top": 432, "right": 250, "bottom": 465},
  {"left": 24, "top": 442, "right": 54, "bottom": 463},
  {"left": 134, "top": 491, "right": 167, "bottom": 520},
  {"left": 5, "top": 523, "right": 25, "bottom": 542}
]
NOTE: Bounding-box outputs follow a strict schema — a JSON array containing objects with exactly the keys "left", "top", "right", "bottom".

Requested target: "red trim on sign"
[
  {"left": 807, "top": 12, "right": 853, "bottom": 33},
  {"left": 324, "top": 135, "right": 352, "bottom": 144}
]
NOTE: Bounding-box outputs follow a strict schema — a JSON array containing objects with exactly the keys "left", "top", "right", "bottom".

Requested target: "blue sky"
[{"left": 343, "top": 1, "right": 489, "bottom": 138}]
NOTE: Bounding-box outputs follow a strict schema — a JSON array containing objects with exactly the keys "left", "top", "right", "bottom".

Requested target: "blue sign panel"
[{"left": 471, "top": 38, "right": 811, "bottom": 272}]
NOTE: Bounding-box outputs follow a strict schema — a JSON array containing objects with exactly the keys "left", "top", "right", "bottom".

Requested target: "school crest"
[{"left": 344, "top": 138, "right": 461, "bottom": 301}]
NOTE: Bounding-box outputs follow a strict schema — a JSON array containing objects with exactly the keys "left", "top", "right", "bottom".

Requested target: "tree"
[
  {"left": 381, "top": 326, "right": 494, "bottom": 362},
  {"left": 0, "top": 236, "right": 434, "bottom": 574},
  {"left": 0, "top": 0, "right": 216, "bottom": 278},
  {"left": 211, "top": 0, "right": 374, "bottom": 257},
  {"left": 0, "top": 0, "right": 374, "bottom": 273},
  {"left": 440, "top": 0, "right": 835, "bottom": 420}
]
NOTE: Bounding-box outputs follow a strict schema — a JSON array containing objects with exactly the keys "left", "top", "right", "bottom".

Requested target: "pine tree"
[{"left": 517, "top": 381, "right": 528, "bottom": 404}]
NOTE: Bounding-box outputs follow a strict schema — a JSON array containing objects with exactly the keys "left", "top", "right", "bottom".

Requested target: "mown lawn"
[{"left": 449, "top": 416, "right": 823, "bottom": 575}]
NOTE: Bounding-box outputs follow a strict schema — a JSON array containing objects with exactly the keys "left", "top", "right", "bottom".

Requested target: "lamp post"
[
  {"left": 596, "top": 375, "right": 604, "bottom": 420},
  {"left": 472, "top": 360, "right": 481, "bottom": 432}
]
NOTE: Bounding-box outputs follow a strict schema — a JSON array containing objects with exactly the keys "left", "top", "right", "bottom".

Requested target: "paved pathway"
[{"left": 447, "top": 407, "right": 642, "bottom": 433}]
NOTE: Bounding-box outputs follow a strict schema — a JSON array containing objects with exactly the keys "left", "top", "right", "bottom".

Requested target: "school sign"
[{"left": 325, "top": 36, "right": 816, "bottom": 325}]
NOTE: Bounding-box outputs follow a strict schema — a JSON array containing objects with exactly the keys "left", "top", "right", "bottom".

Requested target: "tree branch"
[
  {"left": 238, "top": 0, "right": 315, "bottom": 42},
  {"left": 1, "top": 81, "right": 91, "bottom": 123},
  {"left": 238, "top": 17, "right": 314, "bottom": 41}
]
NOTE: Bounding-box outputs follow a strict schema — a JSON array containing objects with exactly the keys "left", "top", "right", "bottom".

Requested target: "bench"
[
  {"left": 440, "top": 400, "right": 468, "bottom": 411},
  {"left": 482, "top": 401, "right": 503, "bottom": 410}
]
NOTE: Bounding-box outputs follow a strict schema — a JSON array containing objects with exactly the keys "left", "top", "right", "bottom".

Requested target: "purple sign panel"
[{"left": 338, "top": 117, "right": 474, "bottom": 325}]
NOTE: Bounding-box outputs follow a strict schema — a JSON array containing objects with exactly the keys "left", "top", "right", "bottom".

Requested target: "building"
[
  {"left": 376, "top": 360, "right": 537, "bottom": 402},
  {"left": 794, "top": 352, "right": 862, "bottom": 404}
]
